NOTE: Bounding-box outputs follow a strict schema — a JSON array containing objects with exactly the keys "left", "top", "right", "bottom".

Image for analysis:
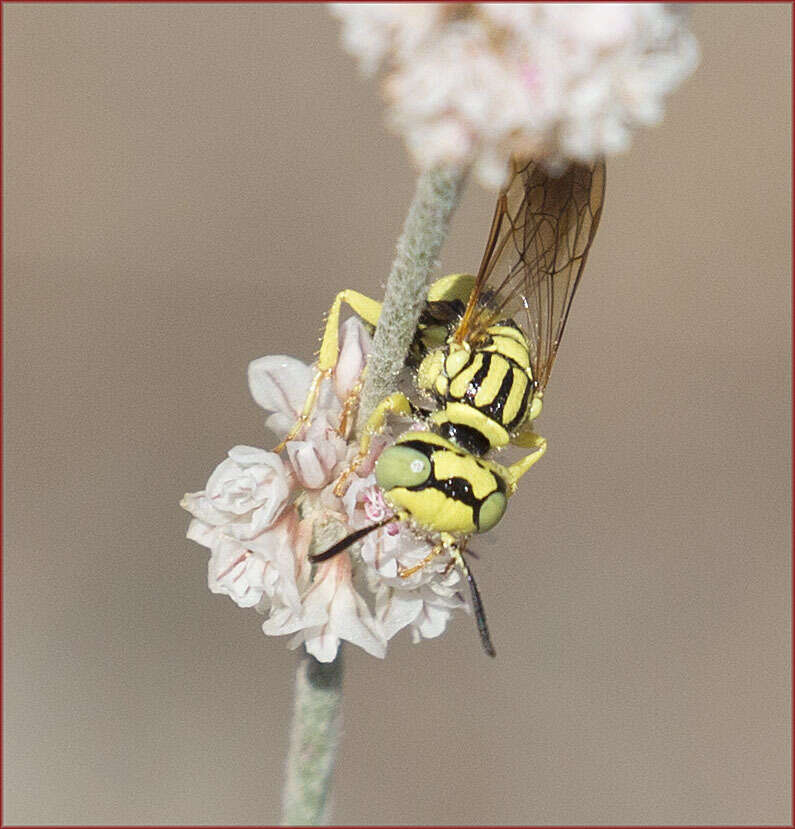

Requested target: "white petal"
[
  {"left": 207, "top": 535, "right": 264, "bottom": 608},
  {"left": 411, "top": 602, "right": 453, "bottom": 640},
  {"left": 295, "top": 557, "right": 387, "bottom": 660},
  {"left": 341, "top": 473, "right": 374, "bottom": 527},
  {"left": 334, "top": 316, "right": 371, "bottom": 401},
  {"left": 203, "top": 449, "right": 292, "bottom": 527},
  {"left": 248, "top": 355, "right": 313, "bottom": 419},
  {"left": 262, "top": 599, "right": 328, "bottom": 636},
  {"left": 302, "top": 627, "right": 343, "bottom": 663},
  {"left": 286, "top": 440, "right": 334, "bottom": 490},
  {"left": 227, "top": 445, "right": 282, "bottom": 465},
  {"left": 329, "top": 577, "right": 387, "bottom": 659},
  {"left": 376, "top": 586, "right": 423, "bottom": 640},
  {"left": 246, "top": 510, "right": 307, "bottom": 612},
  {"left": 185, "top": 518, "right": 217, "bottom": 548},
  {"left": 181, "top": 491, "right": 233, "bottom": 526}
]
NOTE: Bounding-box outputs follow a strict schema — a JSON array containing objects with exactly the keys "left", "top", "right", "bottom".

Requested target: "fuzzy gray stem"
[
  {"left": 280, "top": 165, "right": 465, "bottom": 825},
  {"left": 357, "top": 165, "right": 467, "bottom": 427},
  {"left": 281, "top": 651, "right": 344, "bottom": 825}
]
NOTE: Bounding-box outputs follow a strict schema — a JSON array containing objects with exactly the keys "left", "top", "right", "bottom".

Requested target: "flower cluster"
[
  {"left": 331, "top": 3, "right": 699, "bottom": 188},
  {"left": 182, "top": 318, "right": 467, "bottom": 662}
]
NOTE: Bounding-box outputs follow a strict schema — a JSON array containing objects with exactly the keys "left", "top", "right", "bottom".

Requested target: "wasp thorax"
[
  {"left": 416, "top": 348, "right": 445, "bottom": 395},
  {"left": 375, "top": 445, "right": 432, "bottom": 491}
]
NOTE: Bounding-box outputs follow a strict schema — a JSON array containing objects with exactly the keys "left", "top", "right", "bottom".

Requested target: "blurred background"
[{"left": 4, "top": 4, "right": 791, "bottom": 825}]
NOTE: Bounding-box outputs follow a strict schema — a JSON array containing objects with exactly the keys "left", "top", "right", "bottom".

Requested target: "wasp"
[{"left": 277, "top": 157, "right": 606, "bottom": 656}]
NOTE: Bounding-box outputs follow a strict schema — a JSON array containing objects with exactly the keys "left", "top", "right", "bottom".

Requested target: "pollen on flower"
[
  {"left": 182, "top": 316, "right": 467, "bottom": 662},
  {"left": 362, "top": 486, "right": 388, "bottom": 523},
  {"left": 330, "top": 3, "right": 699, "bottom": 188}
]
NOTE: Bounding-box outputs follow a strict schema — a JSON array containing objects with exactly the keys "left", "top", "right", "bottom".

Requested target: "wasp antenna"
[
  {"left": 454, "top": 548, "right": 496, "bottom": 657},
  {"left": 309, "top": 516, "right": 395, "bottom": 564}
]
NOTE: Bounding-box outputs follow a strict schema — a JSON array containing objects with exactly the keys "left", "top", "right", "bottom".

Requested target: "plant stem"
[
  {"left": 281, "top": 651, "right": 344, "bottom": 825},
  {"left": 280, "top": 164, "right": 466, "bottom": 825},
  {"left": 357, "top": 164, "right": 467, "bottom": 428}
]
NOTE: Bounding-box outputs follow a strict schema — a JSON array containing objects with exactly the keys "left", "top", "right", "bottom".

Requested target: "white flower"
[
  {"left": 286, "top": 554, "right": 387, "bottom": 662},
  {"left": 285, "top": 412, "right": 348, "bottom": 491},
  {"left": 362, "top": 517, "right": 468, "bottom": 643},
  {"left": 181, "top": 446, "right": 293, "bottom": 540},
  {"left": 183, "top": 315, "right": 480, "bottom": 661},
  {"left": 333, "top": 316, "right": 371, "bottom": 401},
  {"left": 186, "top": 506, "right": 311, "bottom": 611},
  {"left": 248, "top": 355, "right": 334, "bottom": 441},
  {"left": 331, "top": 3, "right": 699, "bottom": 187}
]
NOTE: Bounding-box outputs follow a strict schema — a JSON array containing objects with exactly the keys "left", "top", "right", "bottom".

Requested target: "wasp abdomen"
[{"left": 429, "top": 326, "right": 533, "bottom": 454}]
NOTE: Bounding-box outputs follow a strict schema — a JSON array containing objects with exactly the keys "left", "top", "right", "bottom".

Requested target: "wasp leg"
[
  {"left": 441, "top": 557, "right": 457, "bottom": 578},
  {"left": 272, "top": 289, "right": 382, "bottom": 453},
  {"left": 272, "top": 368, "right": 328, "bottom": 453},
  {"left": 337, "top": 376, "right": 363, "bottom": 440},
  {"left": 398, "top": 544, "right": 445, "bottom": 578},
  {"left": 333, "top": 392, "right": 413, "bottom": 496},
  {"left": 502, "top": 430, "right": 547, "bottom": 488}
]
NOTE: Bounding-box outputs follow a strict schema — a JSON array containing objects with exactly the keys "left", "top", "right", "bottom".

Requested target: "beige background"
[{"left": 4, "top": 3, "right": 791, "bottom": 825}]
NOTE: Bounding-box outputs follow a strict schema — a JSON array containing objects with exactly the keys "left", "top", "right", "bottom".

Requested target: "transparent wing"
[{"left": 454, "top": 157, "right": 606, "bottom": 393}]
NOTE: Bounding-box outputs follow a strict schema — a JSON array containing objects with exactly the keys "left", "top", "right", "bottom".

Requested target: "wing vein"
[{"left": 453, "top": 158, "right": 605, "bottom": 393}]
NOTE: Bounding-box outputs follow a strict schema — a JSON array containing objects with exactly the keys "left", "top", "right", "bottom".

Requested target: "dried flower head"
[
  {"left": 182, "top": 318, "right": 468, "bottom": 662},
  {"left": 331, "top": 3, "right": 699, "bottom": 187}
]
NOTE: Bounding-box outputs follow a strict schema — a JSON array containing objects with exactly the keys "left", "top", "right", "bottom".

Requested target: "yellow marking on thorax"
[
  {"left": 426, "top": 273, "right": 476, "bottom": 304},
  {"left": 417, "top": 349, "right": 445, "bottom": 392},
  {"left": 431, "top": 450, "right": 499, "bottom": 500}
]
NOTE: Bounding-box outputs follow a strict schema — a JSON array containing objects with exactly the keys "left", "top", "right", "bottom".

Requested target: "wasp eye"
[
  {"left": 478, "top": 491, "right": 507, "bottom": 532},
  {"left": 375, "top": 446, "right": 431, "bottom": 491}
]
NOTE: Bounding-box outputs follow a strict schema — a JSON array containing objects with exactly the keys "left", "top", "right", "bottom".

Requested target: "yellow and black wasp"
[{"left": 278, "top": 157, "right": 606, "bottom": 656}]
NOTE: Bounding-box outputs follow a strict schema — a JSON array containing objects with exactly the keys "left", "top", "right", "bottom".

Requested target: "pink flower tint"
[
  {"left": 363, "top": 485, "right": 389, "bottom": 523},
  {"left": 286, "top": 413, "right": 347, "bottom": 490},
  {"left": 520, "top": 62, "right": 542, "bottom": 96},
  {"left": 198, "top": 507, "right": 310, "bottom": 611},
  {"left": 334, "top": 315, "right": 372, "bottom": 402}
]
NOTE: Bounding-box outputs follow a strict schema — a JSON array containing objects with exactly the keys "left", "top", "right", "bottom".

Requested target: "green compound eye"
[
  {"left": 478, "top": 491, "right": 507, "bottom": 532},
  {"left": 375, "top": 446, "right": 431, "bottom": 491}
]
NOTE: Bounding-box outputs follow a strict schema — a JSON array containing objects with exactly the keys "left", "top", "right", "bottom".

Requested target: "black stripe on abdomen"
[{"left": 463, "top": 352, "right": 493, "bottom": 406}]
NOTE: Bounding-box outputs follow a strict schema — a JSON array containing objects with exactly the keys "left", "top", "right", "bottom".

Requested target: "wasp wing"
[{"left": 454, "top": 158, "right": 606, "bottom": 393}]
